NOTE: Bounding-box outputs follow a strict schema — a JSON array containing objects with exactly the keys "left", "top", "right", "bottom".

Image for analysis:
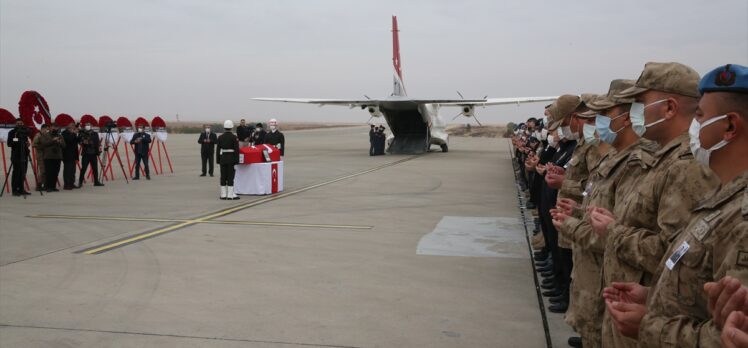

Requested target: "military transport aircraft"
[{"left": 254, "top": 16, "right": 556, "bottom": 154}]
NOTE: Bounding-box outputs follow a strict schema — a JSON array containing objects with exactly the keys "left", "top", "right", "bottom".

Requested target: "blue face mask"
[
  {"left": 583, "top": 123, "right": 597, "bottom": 142},
  {"left": 595, "top": 111, "right": 629, "bottom": 145}
]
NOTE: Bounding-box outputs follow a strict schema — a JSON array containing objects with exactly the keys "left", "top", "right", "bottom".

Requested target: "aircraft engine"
[
  {"left": 367, "top": 105, "right": 383, "bottom": 118},
  {"left": 461, "top": 105, "right": 475, "bottom": 117}
]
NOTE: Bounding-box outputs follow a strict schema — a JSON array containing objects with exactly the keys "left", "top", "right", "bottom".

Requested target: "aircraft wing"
[
  {"left": 437, "top": 96, "right": 558, "bottom": 107},
  {"left": 252, "top": 97, "right": 487, "bottom": 108}
]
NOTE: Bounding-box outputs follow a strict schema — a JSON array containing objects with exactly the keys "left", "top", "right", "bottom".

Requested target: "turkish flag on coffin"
[{"left": 239, "top": 144, "right": 281, "bottom": 164}]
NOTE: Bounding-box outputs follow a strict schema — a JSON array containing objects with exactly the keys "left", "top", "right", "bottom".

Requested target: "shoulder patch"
[
  {"left": 704, "top": 210, "right": 722, "bottom": 223},
  {"left": 737, "top": 251, "right": 748, "bottom": 267},
  {"left": 743, "top": 189, "right": 748, "bottom": 219}
]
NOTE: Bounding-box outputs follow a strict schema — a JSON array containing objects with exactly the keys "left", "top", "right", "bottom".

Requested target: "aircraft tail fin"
[{"left": 392, "top": 15, "right": 407, "bottom": 96}]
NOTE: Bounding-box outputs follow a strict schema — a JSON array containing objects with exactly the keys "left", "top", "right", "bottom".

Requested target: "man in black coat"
[
  {"left": 78, "top": 122, "right": 104, "bottom": 187},
  {"left": 130, "top": 126, "right": 151, "bottom": 180},
  {"left": 251, "top": 123, "right": 266, "bottom": 145},
  {"left": 217, "top": 120, "right": 240, "bottom": 200},
  {"left": 7, "top": 118, "right": 31, "bottom": 196},
  {"left": 368, "top": 124, "right": 376, "bottom": 156},
  {"left": 197, "top": 124, "right": 217, "bottom": 177},
  {"left": 236, "top": 119, "right": 251, "bottom": 147},
  {"left": 61, "top": 123, "right": 80, "bottom": 189}
]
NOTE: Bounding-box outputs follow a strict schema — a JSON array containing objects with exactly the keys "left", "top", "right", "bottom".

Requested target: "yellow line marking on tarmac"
[
  {"left": 73, "top": 156, "right": 416, "bottom": 254},
  {"left": 28, "top": 214, "right": 372, "bottom": 230}
]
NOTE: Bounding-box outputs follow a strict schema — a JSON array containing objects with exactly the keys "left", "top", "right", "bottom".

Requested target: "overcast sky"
[{"left": 1, "top": 0, "right": 747, "bottom": 125}]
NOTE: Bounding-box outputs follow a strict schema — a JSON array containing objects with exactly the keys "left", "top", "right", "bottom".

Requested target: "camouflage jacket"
[
  {"left": 562, "top": 139, "right": 653, "bottom": 342},
  {"left": 639, "top": 171, "right": 748, "bottom": 348},
  {"left": 558, "top": 138, "right": 601, "bottom": 248}
]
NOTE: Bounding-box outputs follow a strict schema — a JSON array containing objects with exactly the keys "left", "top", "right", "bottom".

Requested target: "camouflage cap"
[
  {"left": 615, "top": 62, "right": 700, "bottom": 99},
  {"left": 588, "top": 79, "right": 636, "bottom": 111},
  {"left": 577, "top": 94, "right": 601, "bottom": 118},
  {"left": 548, "top": 94, "right": 582, "bottom": 129}
]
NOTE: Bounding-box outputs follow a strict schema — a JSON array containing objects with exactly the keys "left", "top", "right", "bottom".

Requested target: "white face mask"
[
  {"left": 85, "top": 125, "right": 91, "bottom": 131},
  {"left": 270, "top": 125, "right": 277, "bottom": 131},
  {"left": 562, "top": 125, "right": 579, "bottom": 140},
  {"left": 688, "top": 115, "right": 730, "bottom": 166},
  {"left": 137, "top": 128, "right": 144, "bottom": 133},
  {"left": 205, "top": 128, "right": 210, "bottom": 133},
  {"left": 541, "top": 128, "right": 549, "bottom": 140},
  {"left": 630, "top": 99, "right": 668, "bottom": 136},
  {"left": 547, "top": 134, "right": 557, "bottom": 147},
  {"left": 583, "top": 123, "right": 597, "bottom": 142},
  {"left": 255, "top": 128, "right": 261, "bottom": 132}
]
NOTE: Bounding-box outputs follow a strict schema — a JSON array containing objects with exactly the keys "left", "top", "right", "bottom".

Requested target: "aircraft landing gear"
[{"left": 440, "top": 144, "right": 448, "bottom": 153}]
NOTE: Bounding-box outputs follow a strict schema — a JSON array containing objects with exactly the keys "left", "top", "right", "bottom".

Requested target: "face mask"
[
  {"left": 85, "top": 125, "right": 91, "bottom": 131},
  {"left": 595, "top": 112, "right": 629, "bottom": 145},
  {"left": 137, "top": 128, "right": 143, "bottom": 133},
  {"left": 688, "top": 115, "right": 729, "bottom": 166},
  {"left": 270, "top": 125, "right": 277, "bottom": 131},
  {"left": 205, "top": 128, "right": 210, "bottom": 133},
  {"left": 630, "top": 99, "right": 668, "bottom": 136},
  {"left": 541, "top": 129, "right": 548, "bottom": 140},
  {"left": 547, "top": 134, "right": 557, "bottom": 147},
  {"left": 256, "top": 128, "right": 261, "bottom": 132},
  {"left": 583, "top": 123, "right": 597, "bottom": 142},
  {"left": 562, "top": 125, "right": 579, "bottom": 140}
]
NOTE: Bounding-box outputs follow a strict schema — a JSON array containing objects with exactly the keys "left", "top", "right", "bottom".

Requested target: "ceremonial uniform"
[{"left": 217, "top": 122, "right": 240, "bottom": 200}]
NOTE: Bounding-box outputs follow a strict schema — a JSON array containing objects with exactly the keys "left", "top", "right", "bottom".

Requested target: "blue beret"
[{"left": 699, "top": 64, "right": 748, "bottom": 95}]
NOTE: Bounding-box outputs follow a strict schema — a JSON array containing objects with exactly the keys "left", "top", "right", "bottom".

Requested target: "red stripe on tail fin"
[{"left": 391, "top": 16, "right": 406, "bottom": 96}]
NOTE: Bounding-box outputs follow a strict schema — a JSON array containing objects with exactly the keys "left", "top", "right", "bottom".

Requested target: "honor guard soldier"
[
  {"left": 7, "top": 118, "right": 32, "bottom": 196},
  {"left": 197, "top": 124, "right": 217, "bottom": 176},
  {"left": 217, "top": 120, "right": 240, "bottom": 200},
  {"left": 78, "top": 122, "right": 104, "bottom": 187},
  {"left": 603, "top": 64, "right": 748, "bottom": 347},
  {"left": 265, "top": 118, "right": 285, "bottom": 156}
]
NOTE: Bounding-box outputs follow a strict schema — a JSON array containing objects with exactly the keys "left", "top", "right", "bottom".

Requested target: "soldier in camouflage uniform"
[
  {"left": 552, "top": 79, "right": 656, "bottom": 347},
  {"left": 591, "top": 62, "right": 721, "bottom": 348},
  {"left": 603, "top": 64, "right": 748, "bottom": 347}
]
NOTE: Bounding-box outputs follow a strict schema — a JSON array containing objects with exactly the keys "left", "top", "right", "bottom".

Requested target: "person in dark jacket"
[
  {"left": 369, "top": 124, "right": 376, "bottom": 156},
  {"left": 78, "top": 122, "right": 104, "bottom": 187},
  {"left": 264, "top": 118, "right": 285, "bottom": 156},
  {"left": 7, "top": 118, "right": 32, "bottom": 196},
  {"left": 251, "top": 123, "right": 266, "bottom": 145},
  {"left": 217, "top": 120, "right": 240, "bottom": 200},
  {"left": 236, "top": 119, "right": 251, "bottom": 147},
  {"left": 130, "top": 126, "right": 151, "bottom": 180},
  {"left": 61, "top": 123, "right": 80, "bottom": 189},
  {"left": 39, "top": 123, "right": 65, "bottom": 192},
  {"left": 197, "top": 124, "right": 217, "bottom": 177}
]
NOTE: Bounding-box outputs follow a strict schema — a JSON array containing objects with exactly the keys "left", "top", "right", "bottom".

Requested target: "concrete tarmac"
[{"left": 0, "top": 127, "right": 562, "bottom": 347}]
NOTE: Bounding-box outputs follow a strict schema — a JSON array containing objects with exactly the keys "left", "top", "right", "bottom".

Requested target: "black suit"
[
  {"left": 130, "top": 132, "right": 151, "bottom": 178},
  {"left": 252, "top": 129, "right": 266, "bottom": 145},
  {"left": 61, "top": 130, "right": 79, "bottom": 188},
  {"left": 78, "top": 130, "right": 100, "bottom": 185},
  {"left": 265, "top": 130, "right": 285, "bottom": 156},
  {"left": 198, "top": 131, "right": 217, "bottom": 175},
  {"left": 7, "top": 127, "right": 30, "bottom": 194}
]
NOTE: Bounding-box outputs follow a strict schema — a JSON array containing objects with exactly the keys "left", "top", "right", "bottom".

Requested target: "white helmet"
[{"left": 223, "top": 120, "right": 234, "bottom": 129}]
